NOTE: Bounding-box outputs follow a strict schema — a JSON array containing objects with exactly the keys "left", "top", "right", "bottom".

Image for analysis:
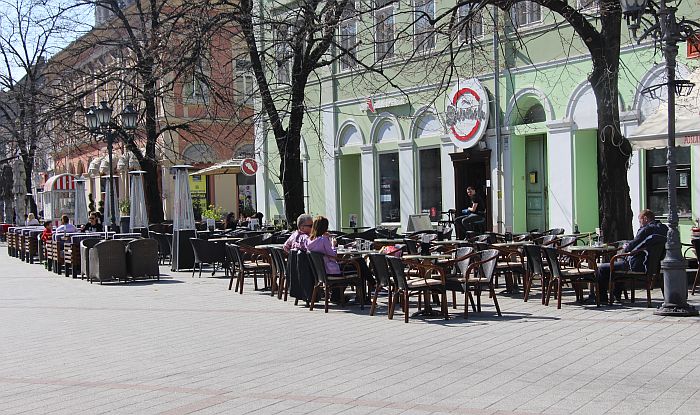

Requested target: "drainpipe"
[{"left": 493, "top": 7, "right": 503, "bottom": 234}]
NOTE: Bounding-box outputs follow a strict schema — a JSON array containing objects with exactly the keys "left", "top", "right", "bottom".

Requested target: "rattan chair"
[
  {"left": 386, "top": 256, "right": 448, "bottom": 322},
  {"left": 608, "top": 240, "right": 665, "bottom": 307},
  {"left": 523, "top": 244, "right": 550, "bottom": 304},
  {"left": 88, "top": 240, "right": 128, "bottom": 284},
  {"left": 308, "top": 251, "right": 364, "bottom": 313},
  {"left": 368, "top": 254, "right": 393, "bottom": 316},
  {"left": 80, "top": 238, "right": 102, "bottom": 280},
  {"left": 126, "top": 239, "right": 160, "bottom": 280},
  {"left": 543, "top": 247, "right": 598, "bottom": 308}
]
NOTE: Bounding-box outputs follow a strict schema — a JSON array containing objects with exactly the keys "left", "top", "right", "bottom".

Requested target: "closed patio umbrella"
[
  {"left": 171, "top": 165, "right": 195, "bottom": 271},
  {"left": 129, "top": 171, "right": 148, "bottom": 231},
  {"left": 74, "top": 177, "right": 88, "bottom": 226},
  {"left": 103, "top": 175, "right": 120, "bottom": 227}
]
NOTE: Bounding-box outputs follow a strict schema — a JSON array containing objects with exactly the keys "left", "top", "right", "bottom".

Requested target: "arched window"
[{"left": 182, "top": 143, "right": 216, "bottom": 164}]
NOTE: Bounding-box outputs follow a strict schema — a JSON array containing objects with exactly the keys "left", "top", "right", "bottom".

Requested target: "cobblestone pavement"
[{"left": 1, "top": 247, "right": 700, "bottom": 415}]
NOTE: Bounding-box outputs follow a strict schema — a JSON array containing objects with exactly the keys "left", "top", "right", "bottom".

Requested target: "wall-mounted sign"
[
  {"left": 445, "top": 78, "right": 490, "bottom": 148},
  {"left": 241, "top": 158, "right": 258, "bottom": 176}
]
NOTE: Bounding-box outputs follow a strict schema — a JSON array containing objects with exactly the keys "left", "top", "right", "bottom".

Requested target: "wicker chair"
[
  {"left": 126, "top": 239, "right": 160, "bottom": 280},
  {"left": 80, "top": 238, "right": 103, "bottom": 280},
  {"left": 88, "top": 240, "right": 128, "bottom": 284}
]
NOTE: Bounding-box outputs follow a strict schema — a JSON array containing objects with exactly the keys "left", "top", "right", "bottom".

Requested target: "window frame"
[
  {"left": 374, "top": 0, "right": 396, "bottom": 62},
  {"left": 414, "top": 0, "right": 436, "bottom": 54},
  {"left": 510, "top": 1, "right": 542, "bottom": 29},
  {"left": 377, "top": 151, "right": 401, "bottom": 224},
  {"left": 417, "top": 147, "right": 443, "bottom": 222},
  {"left": 274, "top": 22, "right": 292, "bottom": 85},
  {"left": 458, "top": 3, "right": 484, "bottom": 43},
  {"left": 339, "top": 2, "right": 358, "bottom": 71},
  {"left": 645, "top": 147, "right": 693, "bottom": 218}
]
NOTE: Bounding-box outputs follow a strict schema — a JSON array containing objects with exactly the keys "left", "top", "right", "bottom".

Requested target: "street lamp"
[
  {"left": 85, "top": 100, "right": 138, "bottom": 232},
  {"left": 620, "top": 0, "right": 699, "bottom": 316}
]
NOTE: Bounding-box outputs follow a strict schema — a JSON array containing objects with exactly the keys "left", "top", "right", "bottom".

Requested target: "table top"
[
  {"left": 208, "top": 237, "right": 244, "bottom": 242},
  {"left": 404, "top": 254, "right": 453, "bottom": 260},
  {"left": 431, "top": 240, "right": 472, "bottom": 245},
  {"left": 373, "top": 238, "right": 406, "bottom": 244},
  {"left": 336, "top": 249, "right": 379, "bottom": 256},
  {"left": 492, "top": 241, "right": 531, "bottom": 247},
  {"left": 257, "top": 243, "right": 285, "bottom": 249},
  {"left": 341, "top": 226, "right": 371, "bottom": 231},
  {"left": 569, "top": 245, "right": 618, "bottom": 252}
]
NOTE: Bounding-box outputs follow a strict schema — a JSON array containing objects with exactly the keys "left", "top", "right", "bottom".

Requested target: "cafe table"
[
  {"left": 257, "top": 243, "right": 285, "bottom": 249},
  {"left": 208, "top": 237, "right": 245, "bottom": 243},
  {"left": 403, "top": 254, "right": 453, "bottom": 260},
  {"left": 373, "top": 238, "right": 405, "bottom": 247},
  {"left": 568, "top": 244, "right": 619, "bottom": 269},
  {"left": 491, "top": 241, "right": 531, "bottom": 248}
]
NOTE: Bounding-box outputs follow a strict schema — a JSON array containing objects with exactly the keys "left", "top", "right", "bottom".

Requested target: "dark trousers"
[
  {"left": 596, "top": 260, "right": 630, "bottom": 300},
  {"left": 455, "top": 213, "right": 484, "bottom": 238}
]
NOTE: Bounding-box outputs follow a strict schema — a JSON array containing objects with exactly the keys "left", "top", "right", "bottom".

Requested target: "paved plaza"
[{"left": 1, "top": 247, "right": 700, "bottom": 415}]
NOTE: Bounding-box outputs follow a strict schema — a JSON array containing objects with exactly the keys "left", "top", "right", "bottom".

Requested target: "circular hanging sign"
[
  {"left": 444, "top": 78, "right": 490, "bottom": 148},
  {"left": 241, "top": 158, "right": 258, "bottom": 176}
]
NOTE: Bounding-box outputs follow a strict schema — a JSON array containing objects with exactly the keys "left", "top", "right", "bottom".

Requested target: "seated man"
[
  {"left": 54, "top": 214, "right": 78, "bottom": 235},
  {"left": 455, "top": 186, "right": 486, "bottom": 238},
  {"left": 81, "top": 214, "right": 103, "bottom": 233},
  {"left": 593, "top": 209, "right": 668, "bottom": 303},
  {"left": 283, "top": 214, "right": 313, "bottom": 253}
]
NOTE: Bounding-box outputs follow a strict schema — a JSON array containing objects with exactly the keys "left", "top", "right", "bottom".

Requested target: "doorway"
[
  {"left": 450, "top": 148, "right": 491, "bottom": 232},
  {"left": 525, "top": 135, "right": 548, "bottom": 232}
]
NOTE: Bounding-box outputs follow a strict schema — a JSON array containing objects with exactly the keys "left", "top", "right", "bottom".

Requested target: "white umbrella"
[
  {"left": 628, "top": 67, "right": 700, "bottom": 149},
  {"left": 129, "top": 171, "right": 148, "bottom": 231},
  {"left": 102, "top": 175, "right": 121, "bottom": 227},
  {"left": 189, "top": 158, "right": 244, "bottom": 176},
  {"left": 172, "top": 165, "right": 195, "bottom": 231},
  {"left": 74, "top": 177, "right": 88, "bottom": 226}
]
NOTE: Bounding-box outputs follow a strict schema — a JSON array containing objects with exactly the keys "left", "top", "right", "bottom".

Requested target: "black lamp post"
[
  {"left": 85, "top": 100, "right": 138, "bottom": 232},
  {"left": 620, "top": 0, "right": 699, "bottom": 316}
]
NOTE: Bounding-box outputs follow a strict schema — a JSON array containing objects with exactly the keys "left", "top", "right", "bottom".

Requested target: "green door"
[
  {"left": 525, "top": 135, "right": 547, "bottom": 232},
  {"left": 338, "top": 154, "right": 362, "bottom": 227}
]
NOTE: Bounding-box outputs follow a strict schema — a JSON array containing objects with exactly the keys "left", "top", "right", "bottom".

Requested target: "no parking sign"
[{"left": 241, "top": 158, "right": 258, "bottom": 176}]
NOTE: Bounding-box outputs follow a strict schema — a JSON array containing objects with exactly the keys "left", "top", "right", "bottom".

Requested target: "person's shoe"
[{"left": 580, "top": 296, "right": 596, "bottom": 305}]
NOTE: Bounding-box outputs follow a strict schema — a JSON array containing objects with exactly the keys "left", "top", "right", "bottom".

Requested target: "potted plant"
[
  {"left": 201, "top": 204, "right": 223, "bottom": 230},
  {"left": 119, "top": 199, "right": 130, "bottom": 216}
]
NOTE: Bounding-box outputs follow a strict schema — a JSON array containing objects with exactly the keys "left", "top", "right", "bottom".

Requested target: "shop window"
[
  {"left": 646, "top": 147, "right": 692, "bottom": 217},
  {"left": 414, "top": 0, "right": 435, "bottom": 53},
  {"left": 378, "top": 152, "right": 400, "bottom": 222},
  {"left": 419, "top": 148, "right": 442, "bottom": 221},
  {"left": 375, "top": 0, "right": 395, "bottom": 61}
]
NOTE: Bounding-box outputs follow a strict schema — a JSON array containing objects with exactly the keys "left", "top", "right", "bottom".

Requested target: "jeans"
[{"left": 596, "top": 260, "right": 630, "bottom": 301}]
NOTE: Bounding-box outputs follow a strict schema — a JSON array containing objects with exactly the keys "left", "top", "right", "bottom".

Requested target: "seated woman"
[
  {"left": 223, "top": 212, "right": 237, "bottom": 230},
  {"left": 81, "top": 213, "right": 103, "bottom": 233},
  {"left": 26, "top": 213, "right": 40, "bottom": 226},
  {"left": 307, "top": 216, "right": 373, "bottom": 302}
]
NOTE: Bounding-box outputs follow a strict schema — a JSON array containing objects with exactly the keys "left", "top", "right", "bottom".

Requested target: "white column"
[
  {"left": 545, "top": 118, "right": 575, "bottom": 232},
  {"left": 254, "top": 118, "right": 268, "bottom": 218},
  {"left": 322, "top": 110, "right": 338, "bottom": 228},
  {"left": 360, "top": 144, "right": 376, "bottom": 227},
  {"left": 502, "top": 129, "right": 513, "bottom": 230},
  {"left": 440, "top": 136, "right": 456, "bottom": 216},
  {"left": 398, "top": 141, "right": 415, "bottom": 229},
  {"left": 621, "top": 111, "right": 642, "bottom": 232}
]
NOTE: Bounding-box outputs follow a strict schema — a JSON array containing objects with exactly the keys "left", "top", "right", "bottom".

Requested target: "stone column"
[
  {"left": 620, "top": 110, "right": 641, "bottom": 232},
  {"left": 440, "top": 136, "right": 456, "bottom": 220},
  {"left": 398, "top": 141, "right": 415, "bottom": 229},
  {"left": 360, "top": 144, "right": 376, "bottom": 227}
]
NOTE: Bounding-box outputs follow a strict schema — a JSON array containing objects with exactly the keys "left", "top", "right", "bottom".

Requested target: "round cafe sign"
[{"left": 444, "top": 78, "right": 489, "bottom": 148}]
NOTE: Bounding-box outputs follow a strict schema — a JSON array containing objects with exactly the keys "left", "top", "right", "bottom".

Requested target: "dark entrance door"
[{"left": 450, "top": 148, "right": 492, "bottom": 234}]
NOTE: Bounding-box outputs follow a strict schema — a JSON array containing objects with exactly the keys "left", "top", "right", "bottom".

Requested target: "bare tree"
[{"left": 46, "top": 0, "right": 251, "bottom": 223}]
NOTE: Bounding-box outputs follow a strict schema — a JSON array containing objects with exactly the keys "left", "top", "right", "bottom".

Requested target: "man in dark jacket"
[
  {"left": 593, "top": 209, "right": 668, "bottom": 303},
  {"left": 455, "top": 186, "right": 486, "bottom": 238}
]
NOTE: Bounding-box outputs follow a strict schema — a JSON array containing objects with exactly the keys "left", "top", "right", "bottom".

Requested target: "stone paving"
[{"left": 1, "top": 246, "right": 700, "bottom": 415}]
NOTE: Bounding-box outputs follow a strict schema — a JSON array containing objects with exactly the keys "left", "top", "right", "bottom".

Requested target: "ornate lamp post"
[
  {"left": 85, "top": 101, "right": 138, "bottom": 232},
  {"left": 620, "top": 0, "right": 699, "bottom": 316}
]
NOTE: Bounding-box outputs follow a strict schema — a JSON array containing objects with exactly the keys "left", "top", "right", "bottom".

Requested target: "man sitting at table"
[
  {"left": 455, "top": 186, "right": 486, "bottom": 238},
  {"left": 283, "top": 214, "right": 313, "bottom": 253},
  {"left": 589, "top": 209, "right": 668, "bottom": 304},
  {"left": 81, "top": 213, "right": 103, "bottom": 233},
  {"left": 54, "top": 214, "right": 78, "bottom": 234}
]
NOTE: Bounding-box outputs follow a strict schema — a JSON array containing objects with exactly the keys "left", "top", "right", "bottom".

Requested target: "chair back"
[
  {"left": 540, "top": 235, "right": 557, "bottom": 246},
  {"left": 268, "top": 247, "right": 287, "bottom": 278},
  {"left": 455, "top": 246, "right": 475, "bottom": 275},
  {"left": 368, "top": 254, "right": 391, "bottom": 287},
  {"left": 239, "top": 234, "right": 264, "bottom": 247},
  {"left": 523, "top": 244, "right": 545, "bottom": 276},
  {"left": 190, "top": 238, "right": 222, "bottom": 263},
  {"left": 643, "top": 242, "right": 665, "bottom": 277},
  {"left": 542, "top": 247, "right": 563, "bottom": 280},
  {"left": 404, "top": 239, "right": 419, "bottom": 255},
  {"left": 692, "top": 238, "right": 700, "bottom": 260},
  {"left": 477, "top": 249, "right": 500, "bottom": 282},
  {"left": 558, "top": 236, "right": 577, "bottom": 249},
  {"left": 225, "top": 243, "right": 244, "bottom": 269},
  {"left": 307, "top": 251, "right": 328, "bottom": 284},
  {"left": 386, "top": 256, "right": 409, "bottom": 291},
  {"left": 546, "top": 228, "right": 565, "bottom": 236}
]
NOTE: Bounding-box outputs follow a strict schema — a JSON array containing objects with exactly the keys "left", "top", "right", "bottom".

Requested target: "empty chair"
[
  {"left": 89, "top": 240, "right": 128, "bottom": 283},
  {"left": 442, "top": 246, "right": 477, "bottom": 309},
  {"left": 368, "top": 254, "right": 393, "bottom": 316},
  {"left": 385, "top": 256, "right": 447, "bottom": 323},
  {"left": 150, "top": 231, "right": 172, "bottom": 265},
  {"left": 226, "top": 243, "right": 269, "bottom": 294},
  {"left": 462, "top": 249, "right": 502, "bottom": 318},
  {"left": 189, "top": 238, "right": 226, "bottom": 278},
  {"left": 80, "top": 238, "right": 103, "bottom": 280},
  {"left": 126, "top": 239, "right": 160, "bottom": 280},
  {"left": 523, "top": 244, "right": 549, "bottom": 304},
  {"left": 267, "top": 247, "right": 287, "bottom": 298},
  {"left": 543, "top": 247, "right": 598, "bottom": 309}
]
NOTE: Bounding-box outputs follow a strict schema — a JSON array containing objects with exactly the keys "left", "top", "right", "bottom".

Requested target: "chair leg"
[
  {"left": 464, "top": 289, "right": 469, "bottom": 319},
  {"left": 452, "top": 291, "right": 457, "bottom": 309},
  {"left": 199, "top": 263, "right": 203, "bottom": 277},
  {"left": 403, "top": 292, "right": 409, "bottom": 323},
  {"left": 309, "top": 285, "right": 318, "bottom": 311},
  {"left": 490, "top": 284, "right": 502, "bottom": 316},
  {"left": 692, "top": 270, "right": 700, "bottom": 295},
  {"left": 557, "top": 279, "right": 563, "bottom": 310},
  {"left": 545, "top": 279, "right": 553, "bottom": 306},
  {"left": 228, "top": 270, "right": 235, "bottom": 290},
  {"left": 238, "top": 271, "right": 245, "bottom": 294},
  {"left": 523, "top": 272, "right": 532, "bottom": 302},
  {"left": 370, "top": 285, "right": 380, "bottom": 316},
  {"left": 191, "top": 263, "right": 196, "bottom": 278},
  {"left": 389, "top": 291, "right": 400, "bottom": 320},
  {"left": 441, "top": 290, "right": 449, "bottom": 320},
  {"left": 325, "top": 286, "right": 330, "bottom": 313}
]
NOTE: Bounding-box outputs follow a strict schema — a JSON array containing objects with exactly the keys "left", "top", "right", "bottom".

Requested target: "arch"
[
  {"left": 505, "top": 87, "right": 555, "bottom": 126},
  {"left": 369, "top": 112, "right": 404, "bottom": 144},
  {"left": 633, "top": 62, "right": 690, "bottom": 121},
  {"left": 336, "top": 119, "right": 365, "bottom": 147},
  {"left": 182, "top": 143, "right": 216, "bottom": 164},
  {"left": 409, "top": 106, "right": 445, "bottom": 140},
  {"left": 566, "top": 78, "right": 627, "bottom": 129},
  {"left": 68, "top": 162, "right": 75, "bottom": 174},
  {"left": 234, "top": 143, "right": 255, "bottom": 158}
]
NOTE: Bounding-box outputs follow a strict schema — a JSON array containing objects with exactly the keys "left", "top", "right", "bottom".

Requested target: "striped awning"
[{"left": 43, "top": 173, "right": 77, "bottom": 192}]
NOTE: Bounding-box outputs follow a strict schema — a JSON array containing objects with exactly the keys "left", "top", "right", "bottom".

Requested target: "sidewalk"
[{"left": 1, "top": 247, "right": 699, "bottom": 415}]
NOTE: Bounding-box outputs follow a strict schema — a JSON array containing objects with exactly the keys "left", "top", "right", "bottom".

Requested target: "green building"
[{"left": 254, "top": 1, "right": 700, "bottom": 238}]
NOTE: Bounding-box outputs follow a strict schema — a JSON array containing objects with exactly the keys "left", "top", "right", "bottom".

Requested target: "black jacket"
[{"left": 625, "top": 220, "right": 668, "bottom": 271}]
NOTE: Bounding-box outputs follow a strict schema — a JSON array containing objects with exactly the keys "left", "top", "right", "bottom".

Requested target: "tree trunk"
[
  {"left": 277, "top": 132, "right": 305, "bottom": 227},
  {"left": 22, "top": 157, "right": 37, "bottom": 217},
  {"left": 142, "top": 156, "right": 164, "bottom": 224},
  {"left": 141, "top": 76, "right": 165, "bottom": 224}
]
